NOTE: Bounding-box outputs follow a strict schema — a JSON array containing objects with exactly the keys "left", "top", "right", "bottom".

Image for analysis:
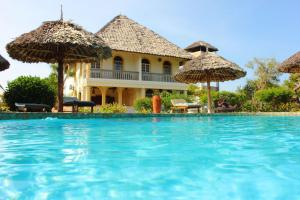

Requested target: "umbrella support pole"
[
  {"left": 207, "top": 80, "right": 212, "bottom": 114},
  {"left": 57, "top": 58, "right": 64, "bottom": 112}
]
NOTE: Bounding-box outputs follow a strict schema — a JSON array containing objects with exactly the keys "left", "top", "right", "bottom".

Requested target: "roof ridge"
[
  {"left": 96, "top": 15, "right": 192, "bottom": 59},
  {"left": 96, "top": 14, "right": 129, "bottom": 34}
]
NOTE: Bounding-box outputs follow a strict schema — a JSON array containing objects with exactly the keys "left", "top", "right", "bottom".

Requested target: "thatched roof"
[
  {"left": 6, "top": 20, "right": 111, "bottom": 63},
  {"left": 96, "top": 15, "right": 192, "bottom": 59},
  {"left": 278, "top": 51, "right": 300, "bottom": 73},
  {"left": 185, "top": 41, "right": 218, "bottom": 52},
  {"left": 0, "top": 54, "right": 10, "bottom": 71},
  {"left": 174, "top": 52, "right": 246, "bottom": 83}
]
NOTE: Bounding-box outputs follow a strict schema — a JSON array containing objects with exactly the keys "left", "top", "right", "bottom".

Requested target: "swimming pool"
[{"left": 0, "top": 115, "right": 299, "bottom": 199}]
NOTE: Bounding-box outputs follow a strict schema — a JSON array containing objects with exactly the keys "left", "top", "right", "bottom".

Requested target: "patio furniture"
[
  {"left": 15, "top": 103, "right": 51, "bottom": 112},
  {"left": 214, "top": 103, "right": 237, "bottom": 113},
  {"left": 171, "top": 99, "right": 201, "bottom": 113},
  {"left": 63, "top": 97, "right": 95, "bottom": 113}
]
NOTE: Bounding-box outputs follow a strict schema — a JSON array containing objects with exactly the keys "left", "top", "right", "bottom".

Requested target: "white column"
[
  {"left": 86, "top": 63, "right": 91, "bottom": 79},
  {"left": 100, "top": 87, "right": 108, "bottom": 105},
  {"left": 85, "top": 86, "right": 91, "bottom": 101},
  {"left": 117, "top": 88, "right": 124, "bottom": 105},
  {"left": 140, "top": 88, "right": 146, "bottom": 98}
]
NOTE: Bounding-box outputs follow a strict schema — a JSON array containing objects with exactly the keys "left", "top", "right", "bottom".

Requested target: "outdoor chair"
[
  {"left": 15, "top": 103, "right": 51, "bottom": 112},
  {"left": 171, "top": 99, "right": 201, "bottom": 113},
  {"left": 214, "top": 103, "right": 237, "bottom": 113},
  {"left": 63, "top": 97, "right": 95, "bottom": 113}
]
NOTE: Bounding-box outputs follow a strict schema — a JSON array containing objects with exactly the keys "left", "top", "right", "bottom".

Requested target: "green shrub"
[
  {"left": 240, "top": 100, "right": 256, "bottom": 112},
  {"left": 97, "top": 103, "right": 127, "bottom": 113},
  {"left": 254, "top": 87, "right": 293, "bottom": 105},
  {"left": 134, "top": 98, "right": 152, "bottom": 113},
  {"left": 187, "top": 84, "right": 201, "bottom": 95},
  {"left": 4, "top": 76, "right": 56, "bottom": 111},
  {"left": 79, "top": 103, "right": 127, "bottom": 113},
  {"left": 199, "top": 90, "right": 245, "bottom": 108}
]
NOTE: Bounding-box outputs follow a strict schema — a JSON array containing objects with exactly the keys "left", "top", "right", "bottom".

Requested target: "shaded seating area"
[
  {"left": 214, "top": 100, "right": 237, "bottom": 113},
  {"left": 171, "top": 99, "right": 201, "bottom": 113},
  {"left": 63, "top": 97, "right": 95, "bottom": 113},
  {"left": 15, "top": 103, "right": 51, "bottom": 112}
]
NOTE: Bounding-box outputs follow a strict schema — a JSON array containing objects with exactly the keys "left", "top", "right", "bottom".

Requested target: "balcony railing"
[
  {"left": 142, "top": 72, "right": 175, "bottom": 82},
  {"left": 90, "top": 69, "right": 176, "bottom": 82},
  {"left": 91, "top": 69, "right": 139, "bottom": 80}
]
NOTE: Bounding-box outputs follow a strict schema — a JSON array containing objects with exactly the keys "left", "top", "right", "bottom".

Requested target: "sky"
[{"left": 1, "top": 0, "right": 300, "bottom": 91}]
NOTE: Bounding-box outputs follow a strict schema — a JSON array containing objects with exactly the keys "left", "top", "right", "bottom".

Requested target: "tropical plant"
[
  {"left": 3, "top": 76, "right": 56, "bottom": 110},
  {"left": 254, "top": 87, "right": 293, "bottom": 103},
  {"left": 199, "top": 90, "right": 245, "bottom": 108},
  {"left": 237, "top": 80, "right": 259, "bottom": 100},
  {"left": 134, "top": 98, "right": 152, "bottom": 113},
  {"left": 246, "top": 58, "right": 281, "bottom": 89},
  {"left": 284, "top": 73, "right": 300, "bottom": 96}
]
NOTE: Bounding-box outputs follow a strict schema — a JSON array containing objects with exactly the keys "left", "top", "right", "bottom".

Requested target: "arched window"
[
  {"left": 142, "top": 59, "right": 150, "bottom": 73},
  {"left": 114, "top": 56, "right": 123, "bottom": 71},
  {"left": 163, "top": 61, "right": 172, "bottom": 75}
]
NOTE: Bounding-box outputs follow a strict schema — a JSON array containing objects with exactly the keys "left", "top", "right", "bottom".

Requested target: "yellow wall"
[
  {"left": 101, "top": 50, "right": 183, "bottom": 75},
  {"left": 67, "top": 50, "right": 189, "bottom": 103}
]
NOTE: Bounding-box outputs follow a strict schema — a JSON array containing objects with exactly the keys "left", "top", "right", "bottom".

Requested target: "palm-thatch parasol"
[
  {"left": 174, "top": 52, "right": 246, "bottom": 113},
  {"left": 278, "top": 51, "right": 300, "bottom": 73},
  {"left": 6, "top": 15, "right": 111, "bottom": 112},
  {"left": 0, "top": 54, "right": 10, "bottom": 71}
]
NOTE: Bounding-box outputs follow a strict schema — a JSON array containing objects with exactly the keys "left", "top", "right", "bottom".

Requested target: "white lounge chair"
[{"left": 171, "top": 99, "right": 201, "bottom": 113}]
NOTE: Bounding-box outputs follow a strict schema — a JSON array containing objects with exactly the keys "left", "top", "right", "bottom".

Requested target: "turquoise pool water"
[{"left": 0, "top": 116, "right": 300, "bottom": 199}]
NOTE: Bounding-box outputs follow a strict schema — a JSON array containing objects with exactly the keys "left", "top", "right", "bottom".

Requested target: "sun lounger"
[
  {"left": 15, "top": 103, "right": 51, "bottom": 112},
  {"left": 171, "top": 99, "right": 201, "bottom": 113},
  {"left": 215, "top": 104, "right": 237, "bottom": 113},
  {"left": 63, "top": 97, "right": 95, "bottom": 113}
]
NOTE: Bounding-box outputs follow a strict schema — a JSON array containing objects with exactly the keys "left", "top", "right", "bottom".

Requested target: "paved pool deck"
[{"left": 1, "top": 112, "right": 300, "bottom": 120}]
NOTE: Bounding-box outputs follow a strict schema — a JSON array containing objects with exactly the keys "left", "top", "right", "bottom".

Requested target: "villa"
[{"left": 64, "top": 15, "right": 217, "bottom": 106}]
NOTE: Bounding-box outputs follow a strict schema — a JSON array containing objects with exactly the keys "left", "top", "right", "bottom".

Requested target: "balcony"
[
  {"left": 90, "top": 69, "right": 176, "bottom": 82},
  {"left": 91, "top": 69, "right": 139, "bottom": 80},
  {"left": 142, "top": 72, "right": 175, "bottom": 82}
]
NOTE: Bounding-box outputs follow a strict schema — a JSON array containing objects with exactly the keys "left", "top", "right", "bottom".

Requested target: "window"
[
  {"left": 163, "top": 61, "right": 172, "bottom": 75},
  {"left": 142, "top": 59, "right": 150, "bottom": 73},
  {"left": 91, "top": 61, "right": 100, "bottom": 69},
  {"left": 114, "top": 56, "right": 123, "bottom": 71}
]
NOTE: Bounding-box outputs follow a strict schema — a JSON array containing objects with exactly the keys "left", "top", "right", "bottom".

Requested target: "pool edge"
[{"left": 1, "top": 112, "right": 300, "bottom": 120}]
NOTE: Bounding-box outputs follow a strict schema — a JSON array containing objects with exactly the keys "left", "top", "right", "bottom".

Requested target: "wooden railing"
[
  {"left": 142, "top": 72, "right": 175, "bottom": 82},
  {"left": 90, "top": 69, "right": 139, "bottom": 80}
]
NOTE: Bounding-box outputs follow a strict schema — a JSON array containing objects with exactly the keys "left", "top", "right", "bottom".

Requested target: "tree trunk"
[
  {"left": 57, "top": 59, "right": 64, "bottom": 112},
  {"left": 207, "top": 80, "right": 212, "bottom": 114},
  {"left": 216, "top": 82, "right": 220, "bottom": 91}
]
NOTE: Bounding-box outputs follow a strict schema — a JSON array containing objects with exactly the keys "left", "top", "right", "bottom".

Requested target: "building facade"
[{"left": 64, "top": 15, "right": 218, "bottom": 106}]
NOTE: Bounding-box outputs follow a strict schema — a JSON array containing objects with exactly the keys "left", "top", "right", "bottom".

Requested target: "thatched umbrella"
[
  {"left": 174, "top": 52, "right": 246, "bottom": 113},
  {"left": 278, "top": 51, "right": 300, "bottom": 73},
  {"left": 6, "top": 17, "right": 111, "bottom": 112},
  {"left": 0, "top": 54, "right": 10, "bottom": 71}
]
